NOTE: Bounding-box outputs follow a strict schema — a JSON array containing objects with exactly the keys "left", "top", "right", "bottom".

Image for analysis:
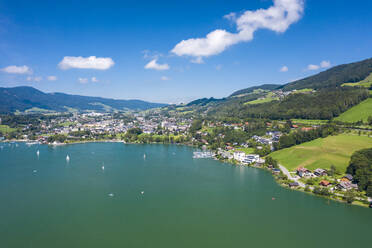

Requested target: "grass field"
[
  {"left": 291, "top": 119, "right": 329, "bottom": 125},
  {"left": 0, "top": 125, "right": 16, "bottom": 134},
  {"left": 292, "top": 88, "right": 313, "bottom": 93},
  {"left": 245, "top": 92, "right": 279, "bottom": 105},
  {"left": 334, "top": 98, "right": 372, "bottom": 123},
  {"left": 342, "top": 72, "right": 372, "bottom": 88},
  {"left": 270, "top": 134, "right": 372, "bottom": 172},
  {"left": 236, "top": 147, "right": 255, "bottom": 154}
]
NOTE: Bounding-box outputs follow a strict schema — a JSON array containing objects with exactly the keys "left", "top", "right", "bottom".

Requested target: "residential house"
[
  {"left": 314, "top": 168, "right": 327, "bottom": 177},
  {"left": 319, "top": 180, "right": 331, "bottom": 187},
  {"left": 297, "top": 167, "right": 313, "bottom": 178}
]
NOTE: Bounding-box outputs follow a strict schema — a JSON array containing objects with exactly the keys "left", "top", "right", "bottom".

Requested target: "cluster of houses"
[
  {"left": 296, "top": 167, "right": 358, "bottom": 191},
  {"left": 217, "top": 148, "right": 264, "bottom": 165},
  {"left": 8, "top": 112, "right": 193, "bottom": 142}
]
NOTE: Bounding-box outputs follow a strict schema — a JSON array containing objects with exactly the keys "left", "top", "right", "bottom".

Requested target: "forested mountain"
[
  {"left": 0, "top": 86, "right": 167, "bottom": 113},
  {"left": 207, "top": 88, "right": 369, "bottom": 120},
  {"left": 229, "top": 84, "right": 280, "bottom": 97},
  {"left": 282, "top": 57, "right": 372, "bottom": 90},
  {"left": 173, "top": 57, "right": 372, "bottom": 121}
]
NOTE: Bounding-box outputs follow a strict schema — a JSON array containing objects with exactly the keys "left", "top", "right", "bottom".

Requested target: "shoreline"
[{"left": 1, "top": 139, "right": 370, "bottom": 208}]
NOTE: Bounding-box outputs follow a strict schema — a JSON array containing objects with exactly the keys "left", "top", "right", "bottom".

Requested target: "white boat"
[
  {"left": 102, "top": 165, "right": 105, "bottom": 171},
  {"left": 36, "top": 150, "right": 40, "bottom": 157},
  {"left": 66, "top": 155, "right": 70, "bottom": 162},
  {"left": 141, "top": 191, "right": 144, "bottom": 195},
  {"left": 143, "top": 154, "right": 146, "bottom": 160},
  {"left": 26, "top": 142, "right": 39, "bottom": 146}
]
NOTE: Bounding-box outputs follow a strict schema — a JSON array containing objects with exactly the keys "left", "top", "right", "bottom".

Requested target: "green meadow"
[
  {"left": 342, "top": 72, "right": 372, "bottom": 88},
  {"left": 291, "top": 119, "right": 329, "bottom": 125},
  {"left": 0, "top": 125, "right": 16, "bottom": 134},
  {"left": 270, "top": 134, "right": 372, "bottom": 172},
  {"left": 245, "top": 92, "right": 279, "bottom": 105},
  {"left": 334, "top": 98, "right": 372, "bottom": 123}
]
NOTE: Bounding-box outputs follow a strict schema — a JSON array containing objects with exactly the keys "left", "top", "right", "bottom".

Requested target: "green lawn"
[
  {"left": 245, "top": 92, "right": 279, "bottom": 105},
  {"left": 292, "top": 88, "right": 313, "bottom": 93},
  {"left": 0, "top": 125, "right": 16, "bottom": 134},
  {"left": 342, "top": 72, "right": 372, "bottom": 88},
  {"left": 334, "top": 98, "right": 372, "bottom": 123},
  {"left": 291, "top": 119, "right": 329, "bottom": 125},
  {"left": 236, "top": 147, "right": 255, "bottom": 154},
  {"left": 270, "top": 134, "right": 372, "bottom": 172}
]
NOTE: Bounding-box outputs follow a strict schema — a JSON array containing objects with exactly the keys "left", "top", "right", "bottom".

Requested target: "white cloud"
[
  {"left": 320, "top": 60, "right": 331, "bottom": 68},
  {"left": 47, "top": 75, "right": 57, "bottom": 81},
  {"left": 91, "top": 77, "right": 98, "bottom": 82},
  {"left": 26, "top": 76, "right": 42, "bottom": 82},
  {"left": 78, "top": 77, "right": 88, "bottom": 83},
  {"left": 59, "top": 56, "right": 115, "bottom": 70},
  {"left": 160, "top": 76, "right": 170, "bottom": 81},
  {"left": 33, "top": 76, "right": 42, "bottom": 82},
  {"left": 190, "top": 57, "right": 204, "bottom": 64},
  {"left": 307, "top": 64, "right": 320, "bottom": 70},
  {"left": 224, "top": 12, "right": 237, "bottom": 21},
  {"left": 171, "top": 0, "right": 304, "bottom": 59},
  {"left": 280, "top": 65, "right": 289, "bottom": 72},
  {"left": 144, "top": 59, "right": 169, "bottom": 71},
  {"left": 2, "top": 65, "right": 32, "bottom": 74},
  {"left": 307, "top": 60, "right": 331, "bottom": 71}
]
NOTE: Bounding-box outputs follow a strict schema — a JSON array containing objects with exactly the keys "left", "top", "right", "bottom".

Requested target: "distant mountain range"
[{"left": 0, "top": 86, "right": 167, "bottom": 113}]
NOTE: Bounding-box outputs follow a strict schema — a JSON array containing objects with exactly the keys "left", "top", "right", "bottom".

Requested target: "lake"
[{"left": 0, "top": 142, "right": 371, "bottom": 248}]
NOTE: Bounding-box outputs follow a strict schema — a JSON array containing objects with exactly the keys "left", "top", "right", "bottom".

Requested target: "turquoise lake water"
[{"left": 0, "top": 142, "right": 371, "bottom": 248}]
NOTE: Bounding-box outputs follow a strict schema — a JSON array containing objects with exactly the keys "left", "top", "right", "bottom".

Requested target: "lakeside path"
[{"left": 279, "top": 164, "right": 306, "bottom": 188}]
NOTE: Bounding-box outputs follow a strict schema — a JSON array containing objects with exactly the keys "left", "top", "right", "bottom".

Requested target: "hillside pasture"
[
  {"left": 270, "top": 134, "right": 372, "bottom": 172},
  {"left": 334, "top": 98, "right": 372, "bottom": 123}
]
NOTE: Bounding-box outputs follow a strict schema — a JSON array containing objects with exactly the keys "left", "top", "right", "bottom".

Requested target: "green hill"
[
  {"left": 282, "top": 57, "right": 372, "bottom": 90},
  {"left": 270, "top": 134, "right": 372, "bottom": 171},
  {"left": 342, "top": 72, "right": 372, "bottom": 88},
  {"left": 229, "top": 84, "right": 280, "bottom": 97},
  {"left": 334, "top": 98, "right": 372, "bottom": 123}
]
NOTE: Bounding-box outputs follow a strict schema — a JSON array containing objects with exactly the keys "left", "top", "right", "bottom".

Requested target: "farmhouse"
[
  {"left": 319, "top": 180, "right": 331, "bottom": 187},
  {"left": 314, "top": 168, "right": 327, "bottom": 176}
]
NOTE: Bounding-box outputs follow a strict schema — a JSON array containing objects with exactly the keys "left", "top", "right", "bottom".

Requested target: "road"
[{"left": 278, "top": 164, "right": 306, "bottom": 187}]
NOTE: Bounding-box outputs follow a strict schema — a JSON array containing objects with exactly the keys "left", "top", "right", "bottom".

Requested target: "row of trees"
[
  {"left": 274, "top": 124, "right": 339, "bottom": 150},
  {"left": 346, "top": 148, "right": 372, "bottom": 197}
]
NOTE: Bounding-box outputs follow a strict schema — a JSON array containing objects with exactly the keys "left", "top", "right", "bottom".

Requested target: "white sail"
[
  {"left": 36, "top": 150, "right": 40, "bottom": 157},
  {"left": 66, "top": 155, "right": 70, "bottom": 162}
]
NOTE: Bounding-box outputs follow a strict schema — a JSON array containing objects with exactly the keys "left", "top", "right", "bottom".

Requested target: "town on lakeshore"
[{"left": 1, "top": 92, "right": 372, "bottom": 208}]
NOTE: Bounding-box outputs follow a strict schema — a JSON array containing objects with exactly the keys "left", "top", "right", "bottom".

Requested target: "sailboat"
[
  {"left": 36, "top": 150, "right": 40, "bottom": 157},
  {"left": 143, "top": 153, "right": 146, "bottom": 160},
  {"left": 66, "top": 155, "right": 70, "bottom": 162}
]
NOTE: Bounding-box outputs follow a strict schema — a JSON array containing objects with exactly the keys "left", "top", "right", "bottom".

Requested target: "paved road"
[{"left": 278, "top": 164, "right": 306, "bottom": 187}]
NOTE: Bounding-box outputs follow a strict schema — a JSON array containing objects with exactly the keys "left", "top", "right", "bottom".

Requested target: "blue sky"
[{"left": 0, "top": 0, "right": 372, "bottom": 103}]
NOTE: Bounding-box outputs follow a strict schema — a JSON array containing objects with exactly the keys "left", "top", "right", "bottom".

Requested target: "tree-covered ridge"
[
  {"left": 282, "top": 57, "right": 372, "bottom": 90},
  {"left": 208, "top": 88, "right": 369, "bottom": 120},
  {"left": 346, "top": 148, "right": 372, "bottom": 197},
  {"left": 229, "top": 84, "right": 280, "bottom": 97},
  {"left": 0, "top": 86, "right": 167, "bottom": 113}
]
